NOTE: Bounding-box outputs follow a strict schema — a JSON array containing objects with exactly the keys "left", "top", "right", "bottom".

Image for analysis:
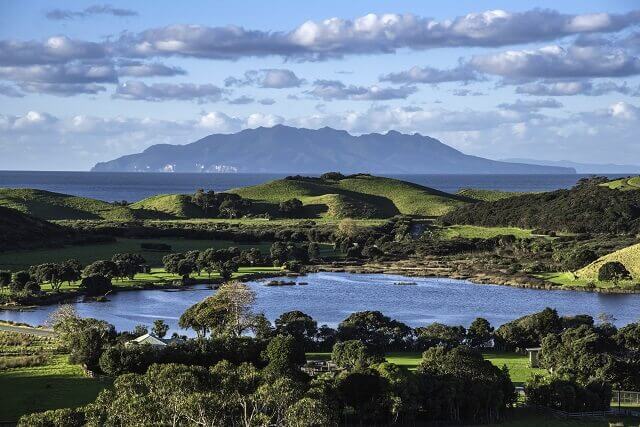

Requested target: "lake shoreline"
[{"left": 308, "top": 259, "right": 640, "bottom": 294}]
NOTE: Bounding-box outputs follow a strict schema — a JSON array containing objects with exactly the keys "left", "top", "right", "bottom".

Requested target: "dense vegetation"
[
  {"left": 16, "top": 299, "right": 639, "bottom": 426},
  {"left": 442, "top": 178, "right": 640, "bottom": 234}
]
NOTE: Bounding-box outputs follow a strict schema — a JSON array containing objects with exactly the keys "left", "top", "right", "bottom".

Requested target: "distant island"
[
  {"left": 92, "top": 125, "right": 575, "bottom": 174},
  {"left": 503, "top": 158, "right": 640, "bottom": 174}
]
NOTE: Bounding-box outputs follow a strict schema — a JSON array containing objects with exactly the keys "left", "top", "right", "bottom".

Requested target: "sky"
[{"left": 1, "top": 0, "right": 640, "bottom": 170}]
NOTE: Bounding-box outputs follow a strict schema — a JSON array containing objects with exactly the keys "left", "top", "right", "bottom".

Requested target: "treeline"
[
  {"left": 441, "top": 178, "right": 640, "bottom": 234},
  {"left": 23, "top": 292, "right": 640, "bottom": 425}
]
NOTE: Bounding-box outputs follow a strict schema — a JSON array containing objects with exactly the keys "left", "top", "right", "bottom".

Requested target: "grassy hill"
[
  {"left": 456, "top": 188, "right": 526, "bottom": 202},
  {"left": 0, "top": 206, "right": 71, "bottom": 251},
  {"left": 0, "top": 188, "right": 168, "bottom": 221},
  {"left": 130, "top": 194, "right": 204, "bottom": 219},
  {"left": 231, "top": 175, "right": 469, "bottom": 218},
  {"left": 601, "top": 176, "right": 640, "bottom": 191},
  {"left": 576, "top": 243, "right": 640, "bottom": 280}
]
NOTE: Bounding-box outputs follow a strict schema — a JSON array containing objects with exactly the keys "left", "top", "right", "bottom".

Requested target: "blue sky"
[{"left": 1, "top": 0, "right": 640, "bottom": 170}]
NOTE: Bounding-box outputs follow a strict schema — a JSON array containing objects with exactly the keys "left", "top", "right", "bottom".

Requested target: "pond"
[{"left": 2, "top": 273, "right": 639, "bottom": 334}]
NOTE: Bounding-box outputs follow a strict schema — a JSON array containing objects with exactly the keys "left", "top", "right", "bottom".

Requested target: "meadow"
[{"left": 0, "top": 330, "right": 109, "bottom": 422}]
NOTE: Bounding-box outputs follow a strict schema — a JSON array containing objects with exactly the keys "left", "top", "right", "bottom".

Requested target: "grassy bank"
[
  {"left": 307, "top": 350, "right": 544, "bottom": 386},
  {"left": 0, "top": 331, "right": 108, "bottom": 422}
]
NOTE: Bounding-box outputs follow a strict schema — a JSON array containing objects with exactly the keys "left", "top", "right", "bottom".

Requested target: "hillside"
[
  {"left": 232, "top": 175, "right": 470, "bottom": 218},
  {"left": 92, "top": 125, "right": 575, "bottom": 174},
  {"left": 130, "top": 194, "right": 205, "bottom": 219},
  {"left": 576, "top": 243, "right": 640, "bottom": 280},
  {"left": 0, "top": 188, "right": 168, "bottom": 221},
  {"left": 600, "top": 176, "right": 640, "bottom": 191},
  {"left": 456, "top": 188, "right": 525, "bottom": 202},
  {"left": 442, "top": 179, "right": 640, "bottom": 234},
  {"left": 0, "top": 206, "right": 71, "bottom": 251}
]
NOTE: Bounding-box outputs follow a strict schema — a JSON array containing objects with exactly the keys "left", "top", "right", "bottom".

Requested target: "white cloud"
[
  {"left": 113, "top": 81, "right": 226, "bottom": 102},
  {"left": 46, "top": 4, "right": 138, "bottom": 20},
  {"left": 225, "top": 69, "right": 305, "bottom": 88},
  {"left": 380, "top": 64, "right": 480, "bottom": 84},
  {"left": 307, "top": 80, "right": 417, "bottom": 100},
  {"left": 516, "top": 80, "right": 640, "bottom": 96},
  {"left": 470, "top": 44, "right": 640, "bottom": 80},
  {"left": 113, "top": 9, "right": 640, "bottom": 61},
  {"left": 117, "top": 60, "right": 186, "bottom": 77}
]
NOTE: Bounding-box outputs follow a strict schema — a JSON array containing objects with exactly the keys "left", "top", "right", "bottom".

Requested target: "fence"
[{"left": 612, "top": 390, "right": 640, "bottom": 408}]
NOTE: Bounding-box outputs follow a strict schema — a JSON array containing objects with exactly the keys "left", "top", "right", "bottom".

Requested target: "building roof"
[{"left": 131, "top": 333, "right": 167, "bottom": 346}]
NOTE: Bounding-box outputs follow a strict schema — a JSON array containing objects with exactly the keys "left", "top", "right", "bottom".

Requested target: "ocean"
[{"left": 0, "top": 171, "right": 627, "bottom": 202}]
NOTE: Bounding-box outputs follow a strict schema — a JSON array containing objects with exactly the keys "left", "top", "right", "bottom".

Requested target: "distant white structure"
[
  {"left": 127, "top": 333, "right": 171, "bottom": 348},
  {"left": 526, "top": 347, "right": 542, "bottom": 368}
]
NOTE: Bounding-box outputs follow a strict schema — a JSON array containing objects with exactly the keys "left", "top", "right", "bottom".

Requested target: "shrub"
[
  {"left": 597, "top": 261, "right": 631, "bottom": 282},
  {"left": 79, "top": 274, "right": 113, "bottom": 296},
  {"left": 18, "top": 407, "right": 86, "bottom": 427}
]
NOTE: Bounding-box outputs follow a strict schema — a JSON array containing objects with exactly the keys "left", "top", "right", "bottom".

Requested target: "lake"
[
  {"left": 0, "top": 171, "right": 626, "bottom": 202},
  {"left": 2, "top": 273, "right": 638, "bottom": 334}
]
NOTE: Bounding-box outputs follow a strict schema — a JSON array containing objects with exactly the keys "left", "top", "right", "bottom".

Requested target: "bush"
[
  {"left": 597, "top": 261, "right": 631, "bottom": 281},
  {"left": 525, "top": 375, "right": 611, "bottom": 412},
  {"left": 18, "top": 407, "right": 86, "bottom": 427},
  {"left": 79, "top": 274, "right": 113, "bottom": 296}
]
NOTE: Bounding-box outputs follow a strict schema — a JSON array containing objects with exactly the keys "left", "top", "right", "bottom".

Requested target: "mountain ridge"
[{"left": 92, "top": 125, "right": 575, "bottom": 174}]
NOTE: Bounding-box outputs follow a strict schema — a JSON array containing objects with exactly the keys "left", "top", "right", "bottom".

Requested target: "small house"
[
  {"left": 127, "top": 333, "right": 169, "bottom": 348},
  {"left": 525, "top": 347, "right": 542, "bottom": 368}
]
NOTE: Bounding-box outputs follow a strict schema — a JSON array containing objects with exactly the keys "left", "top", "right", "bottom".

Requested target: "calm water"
[
  {"left": 0, "top": 171, "right": 626, "bottom": 202},
  {"left": 2, "top": 273, "right": 638, "bottom": 334}
]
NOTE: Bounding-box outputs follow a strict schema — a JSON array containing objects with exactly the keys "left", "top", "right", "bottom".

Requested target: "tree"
[
  {"left": 18, "top": 408, "right": 86, "bottom": 427},
  {"left": 133, "top": 324, "right": 149, "bottom": 336},
  {"left": 415, "top": 323, "right": 466, "bottom": 350},
  {"left": 417, "top": 346, "right": 516, "bottom": 424},
  {"left": 192, "top": 188, "right": 217, "bottom": 215},
  {"left": 466, "top": 317, "right": 494, "bottom": 348},
  {"left": 162, "top": 253, "right": 185, "bottom": 275},
  {"left": 152, "top": 319, "right": 169, "bottom": 339},
  {"left": 332, "top": 340, "right": 383, "bottom": 371},
  {"left": 33, "top": 263, "right": 64, "bottom": 291},
  {"left": 60, "top": 259, "right": 82, "bottom": 285},
  {"left": 79, "top": 274, "right": 112, "bottom": 296},
  {"left": 262, "top": 334, "right": 306, "bottom": 379},
  {"left": 279, "top": 198, "right": 304, "bottom": 217},
  {"left": 179, "top": 281, "right": 256, "bottom": 337},
  {"left": 275, "top": 311, "right": 318, "bottom": 351},
  {"left": 216, "top": 260, "right": 238, "bottom": 281},
  {"left": 598, "top": 261, "right": 631, "bottom": 282},
  {"left": 495, "top": 307, "right": 562, "bottom": 350},
  {"left": 0, "top": 270, "right": 11, "bottom": 291},
  {"left": 49, "top": 306, "right": 115, "bottom": 372},
  {"left": 337, "top": 371, "right": 390, "bottom": 423},
  {"left": 10, "top": 270, "right": 31, "bottom": 292},
  {"left": 111, "top": 253, "right": 146, "bottom": 280},
  {"left": 83, "top": 260, "right": 119, "bottom": 280},
  {"left": 337, "top": 311, "right": 412, "bottom": 354}
]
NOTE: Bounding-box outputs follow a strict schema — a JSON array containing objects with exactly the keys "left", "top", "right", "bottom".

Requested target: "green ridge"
[
  {"left": 231, "top": 175, "right": 468, "bottom": 218},
  {"left": 130, "top": 194, "right": 204, "bottom": 218},
  {"left": 576, "top": 243, "right": 640, "bottom": 280},
  {"left": 600, "top": 176, "right": 640, "bottom": 191}
]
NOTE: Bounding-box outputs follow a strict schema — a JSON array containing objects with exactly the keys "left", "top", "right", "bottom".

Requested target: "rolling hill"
[
  {"left": 0, "top": 206, "right": 72, "bottom": 251},
  {"left": 576, "top": 243, "right": 640, "bottom": 281},
  {"left": 0, "top": 188, "right": 168, "bottom": 221},
  {"left": 92, "top": 125, "right": 575, "bottom": 174},
  {"left": 231, "top": 174, "right": 471, "bottom": 218}
]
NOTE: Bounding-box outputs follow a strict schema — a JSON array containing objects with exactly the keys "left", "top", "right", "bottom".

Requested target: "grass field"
[
  {"left": 307, "top": 350, "right": 544, "bottom": 386},
  {"left": 0, "top": 331, "right": 109, "bottom": 422},
  {"left": 576, "top": 243, "right": 640, "bottom": 281},
  {"left": 0, "top": 237, "right": 277, "bottom": 270},
  {"left": 440, "top": 225, "right": 534, "bottom": 239},
  {"left": 232, "top": 175, "right": 470, "bottom": 218},
  {"left": 0, "top": 188, "right": 166, "bottom": 221},
  {"left": 601, "top": 176, "right": 640, "bottom": 191},
  {"left": 535, "top": 272, "right": 638, "bottom": 291},
  {"left": 0, "top": 266, "right": 284, "bottom": 296}
]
